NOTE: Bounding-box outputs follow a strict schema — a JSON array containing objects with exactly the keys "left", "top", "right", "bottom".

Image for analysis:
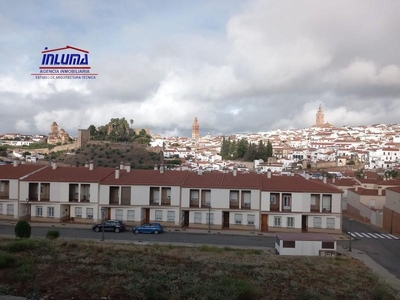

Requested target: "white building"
[{"left": 275, "top": 233, "right": 336, "bottom": 256}]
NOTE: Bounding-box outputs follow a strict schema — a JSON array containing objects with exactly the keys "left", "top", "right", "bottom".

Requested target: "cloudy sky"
[{"left": 1, "top": 0, "right": 400, "bottom": 137}]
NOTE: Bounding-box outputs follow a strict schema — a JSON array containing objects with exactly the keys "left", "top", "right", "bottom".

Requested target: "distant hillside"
[{"left": 49, "top": 142, "right": 162, "bottom": 169}]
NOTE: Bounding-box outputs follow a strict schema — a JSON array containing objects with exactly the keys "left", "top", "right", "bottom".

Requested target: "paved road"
[
  {"left": 340, "top": 217, "right": 400, "bottom": 279},
  {"left": 0, "top": 224, "right": 275, "bottom": 248}
]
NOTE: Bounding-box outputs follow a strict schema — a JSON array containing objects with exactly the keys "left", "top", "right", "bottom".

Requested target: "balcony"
[
  {"left": 190, "top": 198, "right": 199, "bottom": 208},
  {"left": 161, "top": 196, "right": 171, "bottom": 206},
  {"left": 109, "top": 198, "right": 119, "bottom": 205},
  {"left": 0, "top": 192, "right": 9, "bottom": 199},
  {"left": 241, "top": 202, "right": 251, "bottom": 209},
  {"left": 150, "top": 199, "right": 160, "bottom": 206},
  {"left": 230, "top": 200, "right": 239, "bottom": 209},
  {"left": 201, "top": 200, "right": 211, "bottom": 208}
]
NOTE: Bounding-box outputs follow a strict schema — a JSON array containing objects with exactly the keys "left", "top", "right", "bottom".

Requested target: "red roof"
[
  {"left": 0, "top": 164, "right": 46, "bottom": 179},
  {"left": 183, "top": 172, "right": 224, "bottom": 188},
  {"left": 327, "top": 178, "right": 357, "bottom": 187},
  {"left": 261, "top": 176, "right": 342, "bottom": 193},
  {"left": 220, "top": 173, "right": 262, "bottom": 189},
  {"left": 348, "top": 187, "right": 386, "bottom": 196},
  {"left": 102, "top": 170, "right": 190, "bottom": 186},
  {"left": 21, "top": 166, "right": 115, "bottom": 183},
  {"left": 386, "top": 186, "right": 400, "bottom": 193}
]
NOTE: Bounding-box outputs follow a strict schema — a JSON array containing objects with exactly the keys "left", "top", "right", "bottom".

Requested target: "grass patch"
[
  {"left": 3, "top": 239, "right": 38, "bottom": 253},
  {"left": 0, "top": 238, "right": 397, "bottom": 300}
]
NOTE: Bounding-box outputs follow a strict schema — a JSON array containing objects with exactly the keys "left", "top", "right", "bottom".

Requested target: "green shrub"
[
  {"left": 0, "top": 251, "right": 16, "bottom": 268},
  {"left": 46, "top": 230, "right": 60, "bottom": 240},
  {"left": 5, "top": 239, "right": 38, "bottom": 252},
  {"left": 14, "top": 220, "right": 31, "bottom": 238}
]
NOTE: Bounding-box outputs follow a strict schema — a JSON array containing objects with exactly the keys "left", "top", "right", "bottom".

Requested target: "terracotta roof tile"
[
  {"left": 386, "top": 186, "right": 400, "bottom": 193},
  {"left": 327, "top": 178, "right": 357, "bottom": 187},
  {"left": 262, "top": 176, "right": 342, "bottom": 193},
  {"left": 183, "top": 172, "right": 224, "bottom": 188},
  {"left": 21, "top": 166, "right": 115, "bottom": 183},
  {"left": 348, "top": 187, "right": 386, "bottom": 196},
  {"left": 0, "top": 164, "right": 46, "bottom": 179},
  {"left": 102, "top": 170, "right": 190, "bottom": 186},
  {"left": 220, "top": 173, "right": 262, "bottom": 189}
]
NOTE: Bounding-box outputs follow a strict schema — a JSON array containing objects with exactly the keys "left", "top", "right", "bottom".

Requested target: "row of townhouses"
[{"left": 0, "top": 162, "right": 343, "bottom": 233}]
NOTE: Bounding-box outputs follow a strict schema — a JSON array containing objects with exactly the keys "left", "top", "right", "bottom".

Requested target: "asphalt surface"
[
  {"left": 0, "top": 224, "right": 275, "bottom": 248},
  {"left": 340, "top": 217, "right": 400, "bottom": 279}
]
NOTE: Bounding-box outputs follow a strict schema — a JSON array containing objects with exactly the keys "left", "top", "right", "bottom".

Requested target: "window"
[
  {"left": 75, "top": 207, "right": 82, "bottom": 218},
  {"left": 311, "top": 195, "right": 317, "bottom": 205},
  {"left": 274, "top": 216, "right": 281, "bottom": 227},
  {"left": 86, "top": 208, "right": 94, "bottom": 219},
  {"left": 327, "top": 218, "right": 335, "bottom": 229},
  {"left": 206, "top": 213, "right": 214, "bottom": 224},
  {"left": 127, "top": 210, "right": 135, "bottom": 221},
  {"left": 243, "top": 192, "right": 251, "bottom": 208},
  {"left": 167, "top": 211, "right": 175, "bottom": 222},
  {"left": 282, "top": 240, "right": 295, "bottom": 248},
  {"left": 47, "top": 207, "right": 54, "bottom": 218},
  {"left": 322, "top": 242, "right": 335, "bottom": 249},
  {"left": 313, "top": 217, "right": 322, "bottom": 228},
  {"left": 234, "top": 213, "right": 242, "bottom": 224},
  {"left": 36, "top": 206, "right": 43, "bottom": 217},
  {"left": 190, "top": 190, "right": 199, "bottom": 201},
  {"left": 283, "top": 195, "right": 291, "bottom": 208},
  {"left": 270, "top": 195, "right": 276, "bottom": 204},
  {"left": 322, "top": 196, "right": 331, "bottom": 212},
  {"left": 7, "top": 204, "right": 14, "bottom": 216},
  {"left": 194, "top": 212, "right": 202, "bottom": 223},
  {"left": 155, "top": 210, "right": 163, "bottom": 221},
  {"left": 115, "top": 209, "right": 123, "bottom": 221},
  {"left": 230, "top": 191, "right": 239, "bottom": 201},
  {"left": 287, "top": 217, "right": 294, "bottom": 227},
  {"left": 247, "top": 214, "right": 255, "bottom": 225}
]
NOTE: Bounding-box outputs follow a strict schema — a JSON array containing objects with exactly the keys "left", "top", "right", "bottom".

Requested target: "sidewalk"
[
  {"left": 0, "top": 220, "right": 347, "bottom": 240},
  {"left": 337, "top": 245, "right": 400, "bottom": 292}
]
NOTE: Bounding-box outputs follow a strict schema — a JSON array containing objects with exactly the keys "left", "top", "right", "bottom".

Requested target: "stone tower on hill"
[
  {"left": 192, "top": 117, "right": 199, "bottom": 139},
  {"left": 316, "top": 104, "right": 324, "bottom": 127}
]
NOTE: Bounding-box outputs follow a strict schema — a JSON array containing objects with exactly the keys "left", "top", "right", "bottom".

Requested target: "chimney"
[
  {"left": 84, "top": 161, "right": 89, "bottom": 168},
  {"left": 125, "top": 163, "right": 131, "bottom": 173},
  {"left": 332, "top": 176, "right": 336, "bottom": 183},
  {"left": 52, "top": 161, "right": 57, "bottom": 170},
  {"left": 291, "top": 171, "right": 294, "bottom": 176},
  {"left": 233, "top": 167, "right": 237, "bottom": 177},
  {"left": 364, "top": 174, "right": 367, "bottom": 179},
  {"left": 154, "top": 164, "right": 158, "bottom": 171},
  {"left": 160, "top": 165, "right": 164, "bottom": 173},
  {"left": 323, "top": 174, "right": 327, "bottom": 184},
  {"left": 198, "top": 167, "right": 203, "bottom": 175},
  {"left": 120, "top": 161, "right": 124, "bottom": 170},
  {"left": 13, "top": 160, "right": 18, "bottom": 167},
  {"left": 256, "top": 168, "right": 260, "bottom": 174},
  {"left": 89, "top": 160, "right": 94, "bottom": 171},
  {"left": 115, "top": 167, "right": 120, "bottom": 179},
  {"left": 305, "top": 172, "right": 309, "bottom": 180},
  {"left": 378, "top": 187, "right": 382, "bottom": 196},
  {"left": 383, "top": 177, "right": 387, "bottom": 181},
  {"left": 267, "top": 168, "right": 272, "bottom": 179},
  {"left": 355, "top": 185, "right": 358, "bottom": 192}
]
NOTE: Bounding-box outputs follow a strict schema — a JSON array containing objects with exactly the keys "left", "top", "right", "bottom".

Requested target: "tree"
[
  {"left": 88, "top": 125, "right": 97, "bottom": 136},
  {"left": 220, "top": 137, "right": 230, "bottom": 159},
  {"left": 266, "top": 140, "right": 273, "bottom": 158},
  {"left": 244, "top": 143, "right": 257, "bottom": 161},
  {"left": 256, "top": 140, "right": 268, "bottom": 161},
  {"left": 236, "top": 138, "right": 249, "bottom": 159},
  {"left": 15, "top": 220, "right": 31, "bottom": 238}
]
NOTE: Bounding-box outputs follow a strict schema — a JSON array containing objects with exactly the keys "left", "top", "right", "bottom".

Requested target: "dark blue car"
[{"left": 133, "top": 223, "right": 163, "bottom": 235}]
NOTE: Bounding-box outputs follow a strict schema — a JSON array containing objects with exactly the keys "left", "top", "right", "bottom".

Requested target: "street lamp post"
[
  {"left": 349, "top": 218, "right": 353, "bottom": 252},
  {"left": 101, "top": 207, "right": 106, "bottom": 241},
  {"left": 208, "top": 205, "right": 211, "bottom": 233}
]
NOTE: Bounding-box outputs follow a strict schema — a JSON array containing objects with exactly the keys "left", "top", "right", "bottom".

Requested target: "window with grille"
[
  {"left": 274, "top": 216, "right": 281, "bottom": 227},
  {"left": 194, "top": 212, "right": 202, "bottom": 223},
  {"left": 127, "top": 210, "right": 135, "bottom": 221},
  {"left": 47, "top": 207, "right": 54, "bottom": 217},
  {"left": 206, "top": 213, "right": 214, "bottom": 224},
  {"left": 313, "top": 217, "right": 322, "bottom": 228},
  {"left": 36, "top": 206, "right": 43, "bottom": 217},
  {"left": 75, "top": 207, "right": 82, "bottom": 218},
  {"left": 234, "top": 213, "right": 242, "bottom": 224},
  {"left": 247, "top": 214, "right": 255, "bottom": 225},
  {"left": 287, "top": 217, "right": 294, "bottom": 227},
  {"left": 115, "top": 209, "right": 123, "bottom": 221},
  {"left": 327, "top": 218, "right": 335, "bottom": 229},
  {"left": 7, "top": 204, "right": 14, "bottom": 216},
  {"left": 86, "top": 208, "right": 94, "bottom": 219},
  {"left": 167, "top": 211, "right": 175, "bottom": 222},
  {"left": 155, "top": 210, "right": 163, "bottom": 221}
]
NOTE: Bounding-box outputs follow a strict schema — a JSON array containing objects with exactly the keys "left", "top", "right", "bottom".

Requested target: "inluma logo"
[
  {"left": 32, "top": 45, "right": 98, "bottom": 80},
  {"left": 41, "top": 45, "right": 89, "bottom": 65}
]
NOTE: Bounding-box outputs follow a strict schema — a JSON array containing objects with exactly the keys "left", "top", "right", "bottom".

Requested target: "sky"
[{"left": 1, "top": 0, "right": 400, "bottom": 137}]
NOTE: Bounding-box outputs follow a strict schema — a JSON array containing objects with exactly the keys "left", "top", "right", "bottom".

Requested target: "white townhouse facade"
[
  {"left": 99, "top": 165, "right": 189, "bottom": 227},
  {"left": 0, "top": 163, "right": 46, "bottom": 221},
  {"left": 181, "top": 169, "right": 261, "bottom": 230},
  {"left": 20, "top": 162, "right": 114, "bottom": 223},
  {"left": 260, "top": 172, "right": 343, "bottom": 234},
  {"left": 2, "top": 163, "right": 343, "bottom": 234}
]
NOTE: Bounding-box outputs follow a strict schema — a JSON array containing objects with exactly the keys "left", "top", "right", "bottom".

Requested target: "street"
[
  {"left": 340, "top": 217, "right": 400, "bottom": 279},
  {"left": 0, "top": 224, "right": 275, "bottom": 248}
]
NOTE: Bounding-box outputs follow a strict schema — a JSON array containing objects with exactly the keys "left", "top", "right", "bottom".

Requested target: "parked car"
[
  {"left": 92, "top": 220, "right": 126, "bottom": 233},
  {"left": 132, "top": 223, "right": 163, "bottom": 235}
]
